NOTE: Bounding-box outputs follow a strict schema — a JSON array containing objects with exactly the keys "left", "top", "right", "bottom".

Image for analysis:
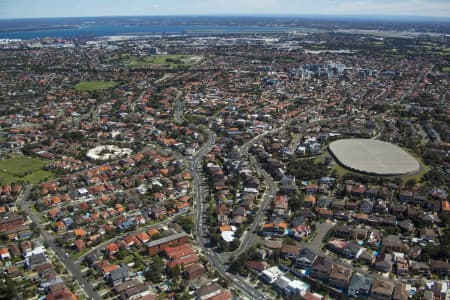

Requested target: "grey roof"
[
  {"left": 41, "top": 277, "right": 64, "bottom": 288},
  {"left": 298, "top": 247, "right": 317, "bottom": 262},
  {"left": 109, "top": 265, "right": 129, "bottom": 281},
  {"left": 0, "top": 214, "right": 23, "bottom": 224},
  {"left": 383, "top": 235, "right": 405, "bottom": 248},
  {"left": 146, "top": 232, "right": 187, "bottom": 248},
  {"left": 274, "top": 276, "right": 290, "bottom": 289},
  {"left": 349, "top": 273, "right": 373, "bottom": 291},
  {"left": 28, "top": 253, "right": 47, "bottom": 265},
  {"left": 114, "top": 278, "right": 141, "bottom": 293},
  {"left": 345, "top": 242, "right": 362, "bottom": 254},
  {"left": 329, "top": 139, "right": 420, "bottom": 176},
  {"left": 430, "top": 259, "right": 450, "bottom": 270},
  {"left": 292, "top": 216, "right": 306, "bottom": 227}
]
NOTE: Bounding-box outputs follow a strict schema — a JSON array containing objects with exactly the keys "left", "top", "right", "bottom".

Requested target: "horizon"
[
  {"left": 1, "top": 13, "right": 450, "bottom": 22},
  {"left": 1, "top": 0, "right": 450, "bottom": 19}
]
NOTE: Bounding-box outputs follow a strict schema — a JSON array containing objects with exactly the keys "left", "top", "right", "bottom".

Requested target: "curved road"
[
  {"left": 189, "top": 129, "right": 269, "bottom": 300},
  {"left": 226, "top": 129, "right": 280, "bottom": 259}
]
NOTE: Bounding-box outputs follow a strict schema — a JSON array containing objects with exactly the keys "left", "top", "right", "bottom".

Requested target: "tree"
[
  {"left": 405, "top": 178, "right": 417, "bottom": 187},
  {"left": 229, "top": 248, "right": 253, "bottom": 274},
  {"left": 116, "top": 249, "right": 126, "bottom": 260},
  {"left": 217, "top": 240, "right": 228, "bottom": 252},
  {"left": 246, "top": 214, "right": 254, "bottom": 224},
  {"left": 0, "top": 234, "right": 8, "bottom": 242},
  {"left": 289, "top": 192, "right": 304, "bottom": 211},
  {"left": 422, "top": 149, "right": 443, "bottom": 166},
  {"left": 86, "top": 269, "right": 94, "bottom": 277},
  {"left": 32, "top": 226, "right": 41, "bottom": 235},
  {"left": 146, "top": 256, "right": 164, "bottom": 282},
  {"left": 229, "top": 256, "right": 245, "bottom": 274},
  {"left": 167, "top": 265, "right": 181, "bottom": 279},
  {"left": 287, "top": 158, "right": 327, "bottom": 180},
  {"left": 0, "top": 277, "right": 17, "bottom": 300},
  {"left": 284, "top": 237, "right": 296, "bottom": 246},
  {"left": 439, "top": 213, "right": 450, "bottom": 227},
  {"left": 209, "top": 233, "right": 220, "bottom": 247},
  {"left": 176, "top": 216, "right": 194, "bottom": 233},
  {"left": 391, "top": 177, "right": 403, "bottom": 186},
  {"left": 422, "top": 169, "right": 446, "bottom": 187},
  {"left": 177, "top": 292, "right": 191, "bottom": 300},
  {"left": 230, "top": 239, "right": 240, "bottom": 251}
]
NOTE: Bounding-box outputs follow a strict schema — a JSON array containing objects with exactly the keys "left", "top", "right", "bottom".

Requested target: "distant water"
[{"left": 0, "top": 23, "right": 304, "bottom": 40}]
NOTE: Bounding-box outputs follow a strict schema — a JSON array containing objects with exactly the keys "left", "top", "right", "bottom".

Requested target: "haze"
[{"left": 1, "top": 0, "right": 450, "bottom": 19}]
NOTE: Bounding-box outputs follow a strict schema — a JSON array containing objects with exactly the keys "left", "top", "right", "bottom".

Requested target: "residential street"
[
  {"left": 227, "top": 130, "right": 279, "bottom": 259},
  {"left": 17, "top": 186, "right": 102, "bottom": 300},
  {"left": 190, "top": 129, "right": 269, "bottom": 300}
]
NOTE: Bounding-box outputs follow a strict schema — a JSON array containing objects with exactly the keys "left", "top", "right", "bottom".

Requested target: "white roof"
[
  {"left": 262, "top": 266, "right": 284, "bottom": 279},
  {"left": 221, "top": 231, "right": 235, "bottom": 242},
  {"left": 287, "top": 279, "right": 310, "bottom": 291}
]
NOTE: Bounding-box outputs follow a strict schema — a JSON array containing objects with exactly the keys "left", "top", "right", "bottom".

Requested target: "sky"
[{"left": 0, "top": 0, "right": 449, "bottom": 19}]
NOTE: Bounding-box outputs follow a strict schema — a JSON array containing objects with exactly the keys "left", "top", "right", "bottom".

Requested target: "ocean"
[{"left": 0, "top": 17, "right": 306, "bottom": 40}]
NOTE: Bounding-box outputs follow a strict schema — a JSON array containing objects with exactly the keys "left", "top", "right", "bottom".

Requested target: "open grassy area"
[
  {"left": 123, "top": 54, "right": 203, "bottom": 68},
  {"left": 22, "top": 170, "right": 55, "bottom": 184},
  {"left": 0, "top": 172, "right": 16, "bottom": 185},
  {"left": 69, "top": 248, "right": 90, "bottom": 260},
  {"left": 332, "top": 160, "right": 349, "bottom": 177},
  {"left": 0, "top": 156, "right": 47, "bottom": 176},
  {"left": 74, "top": 81, "right": 118, "bottom": 92},
  {"left": 400, "top": 148, "right": 429, "bottom": 184},
  {"left": 422, "top": 45, "right": 450, "bottom": 57},
  {"left": 442, "top": 67, "right": 450, "bottom": 73},
  {"left": 0, "top": 156, "right": 54, "bottom": 185}
]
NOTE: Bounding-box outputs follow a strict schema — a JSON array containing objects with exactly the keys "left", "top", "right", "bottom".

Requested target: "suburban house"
[
  {"left": 311, "top": 256, "right": 333, "bottom": 281},
  {"left": 329, "top": 264, "right": 353, "bottom": 289},
  {"left": 370, "top": 279, "right": 395, "bottom": 300},
  {"left": 348, "top": 273, "right": 373, "bottom": 298},
  {"left": 295, "top": 248, "right": 317, "bottom": 269}
]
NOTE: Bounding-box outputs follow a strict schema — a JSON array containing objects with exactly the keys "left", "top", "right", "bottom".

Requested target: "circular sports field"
[{"left": 329, "top": 139, "right": 420, "bottom": 176}]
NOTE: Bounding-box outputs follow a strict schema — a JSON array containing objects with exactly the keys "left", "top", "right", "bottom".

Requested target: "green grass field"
[
  {"left": 442, "top": 67, "right": 450, "bottom": 73},
  {"left": 22, "top": 170, "right": 55, "bottom": 184},
  {"left": 422, "top": 45, "right": 450, "bottom": 57},
  {"left": 0, "top": 156, "right": 54, "bottom": 184},
  {"left": 123, "top": 54, "right": 203, "bottom": 68},
  {"left": 74, "top": 81, "right": 118, "bottom": 92},
  {"left": 400, "top": 148, "right": 429, "bottom": 184}
]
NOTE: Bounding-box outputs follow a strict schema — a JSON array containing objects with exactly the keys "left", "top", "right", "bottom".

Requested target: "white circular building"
[
  {"left": 329, "top": 139, "right": 420, "bottom": 176},
  {"left": 86, "top": 145, "right": 132, "bottom": 161}
]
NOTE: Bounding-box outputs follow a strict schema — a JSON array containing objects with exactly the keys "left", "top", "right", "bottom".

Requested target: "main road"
[
  {"left": 173, "top": 89, "right": 184, "bottom": 124},
  {"left": 188, "top": 107, "right": 352, "bottom": 297}
]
